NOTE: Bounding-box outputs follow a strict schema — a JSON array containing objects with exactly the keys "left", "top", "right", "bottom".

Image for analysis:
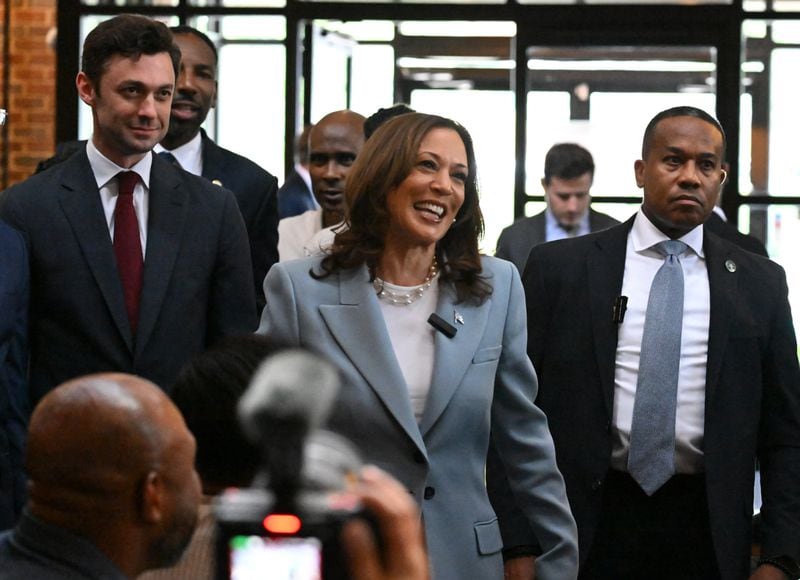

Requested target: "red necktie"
[{"left": 114, "top": 171, "right": 143, "bottom": 335}]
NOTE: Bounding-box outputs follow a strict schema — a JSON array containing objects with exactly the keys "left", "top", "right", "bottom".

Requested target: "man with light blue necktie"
[{"left": 490, "top": 106, "right": 800, "bottom": 580}]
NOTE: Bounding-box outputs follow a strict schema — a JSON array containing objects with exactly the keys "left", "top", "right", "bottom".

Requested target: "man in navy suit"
[
  {"left": 0, "top": 15, "right": 256, "bottom": 404},
  {"left": 0, "top": 220, "right": 28, "bottom": 529},
  {"left": 492, "top": 107, "right": 800, "bottom": 580},
  {"left": 157, "top": 26, "right": 279, "bottom": 314},
  {"left": 278, "top": 124, "right": 317, "bottom": 219},
  {"left": 495, "top": 143, "right": 619, "bottom": 272}
]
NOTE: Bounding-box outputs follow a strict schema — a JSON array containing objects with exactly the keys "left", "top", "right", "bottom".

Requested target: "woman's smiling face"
[{"left": 384, "top": 127, "right": 468, "bottom": 251}]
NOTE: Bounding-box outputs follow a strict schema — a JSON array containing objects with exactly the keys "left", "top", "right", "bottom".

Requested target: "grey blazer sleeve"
[{"left": 488, "top": 261, "right": 579, "bottom": 579}]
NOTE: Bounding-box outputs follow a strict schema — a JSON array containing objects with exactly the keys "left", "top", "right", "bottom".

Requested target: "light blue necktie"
[{"left": 628, "top": 239, "right": 687, "bottom": 496}]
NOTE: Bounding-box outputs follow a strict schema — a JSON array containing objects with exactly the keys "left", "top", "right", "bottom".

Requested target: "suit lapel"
[
  {"left": 200, "top": 131, "right": 226, "bottom": 186},
  {"left": 135, "top": 157, "right": 188, "bottom": 355},
  {"left": 319, "top": 267, "right": 425, "bottom": 454},
  {"left": 419, "top": 286, "right": 489, "bottom": 435},
  {"left": 531, "top": 212, "right": 547, "bottom": 246},
  {"left": 703, "top": 230, "right": 737, "bottom": 406},
  {"left": 587, "top": 220, "right": 631, "bottom": 418},
  {"left": 58, "top": 152, "right": 133, "bottom": 350}
]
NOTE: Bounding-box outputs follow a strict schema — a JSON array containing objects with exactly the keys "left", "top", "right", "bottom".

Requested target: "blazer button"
[
  {"left": 591, "top": 478, "right": 603, "bottom": 491},
  {"left": 413, "top": 450, "right": 425, "bottom": 464},
  {"left": 424, "top": 486, "right": 435, "bottom": 500}
]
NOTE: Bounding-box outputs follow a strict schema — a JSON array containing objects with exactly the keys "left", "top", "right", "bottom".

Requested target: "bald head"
[
  {"left": 308, "top": 110, "right": 366, "bottom": 227},
  {"left": 26, "top": 373, "right": 201, "bottom": 577}
]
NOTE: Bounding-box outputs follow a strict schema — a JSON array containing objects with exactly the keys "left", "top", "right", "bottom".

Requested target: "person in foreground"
[
  {"left": 0, "top": 373, "right": 202, "bottom": 579},
  {"left": 259, "top": 112, "right": 579, "bottom": 579},
  {"left": 493, "top": 106, "right": 800, "bottom": 580}
]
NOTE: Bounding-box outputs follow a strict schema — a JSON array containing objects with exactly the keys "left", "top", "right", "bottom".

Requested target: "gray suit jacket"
[
  {"left": 495, "top": 209, "right": 620, "bottom": 272},
  {"left": 0, "top": 147, "right": 257, "bottom": 403},
  {"left": 258, "top": 256, "right": 578, "bottom": 580},
  {"left": 500, "top": 217, "right": 800, "bottom": 579}
]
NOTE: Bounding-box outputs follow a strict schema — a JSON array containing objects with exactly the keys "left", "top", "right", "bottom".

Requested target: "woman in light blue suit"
[{"left": 259, "top": 113, "right": 578, "bottom": 579}]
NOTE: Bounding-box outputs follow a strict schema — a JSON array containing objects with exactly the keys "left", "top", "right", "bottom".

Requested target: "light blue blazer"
[{"left": 259, "top": 255, "right": 578, "bottom": 580}]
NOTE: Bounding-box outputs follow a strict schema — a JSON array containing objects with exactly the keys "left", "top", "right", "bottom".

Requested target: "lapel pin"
[
  {"left": 454, "top": 310, "right": 465, "bottom": 325},
  {"left": 725, "top": 259, "right": 737, "bottom": 273},
  {"left": 211, "top": 179, "right": 223, "bottom": 187}
]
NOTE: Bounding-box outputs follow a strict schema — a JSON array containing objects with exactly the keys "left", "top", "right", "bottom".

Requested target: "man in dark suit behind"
[
  {"left": 0, "top": 221, "right": 28, "bottom": 529},
  {"left": 0, "top": 15, "right": 256, "bottom": 404},
  {"left": 491, "top": 107, "right": 800, "bottom": 580},
  {"left": 495, "top": 143, "right": 619, "bottom": 271},
  {"left": 278, "top": 124, "right": 317, "bottom": 219},
  {"left": 157, "top": 26, "right": 279, "bottom": 313}
]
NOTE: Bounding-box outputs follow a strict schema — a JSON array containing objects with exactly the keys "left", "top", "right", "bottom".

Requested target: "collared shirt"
[
  {"left": 154, "top": 131, "right": 203, "bottom": 176},
  {"left": 611, "top": 209, "right": 710, "bottom": 474},
  {"left": 544, "top": 208, "right": 590, "bottom": 241},
  {"left": 87, "top": 139, "right": 152, "bottom": 257},
  {"left": 0, "top": 511, "right": 127, "bottom": 579}
]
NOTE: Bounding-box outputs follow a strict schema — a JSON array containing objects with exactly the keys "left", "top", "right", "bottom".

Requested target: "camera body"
[
  {"left": 214, "top": 484, "right": 363, "bottom": 580},
  {"left": 213, "top": 350, "right": 372, "bottom": 580}
]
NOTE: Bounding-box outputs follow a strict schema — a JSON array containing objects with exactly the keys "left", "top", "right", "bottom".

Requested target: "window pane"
[
  {"left": 217, "top": 43, "right": 286, "bottom": 181},
  {"left": 411, "top": 90, "right": 515, "bottom": 255},
  {"left": 526, "top": 46, "right": 716, "bottom": 200},
  {"left": 191, "top": 0, "right": 284, "bottom": 7},
  {"left": 741, "top": 22, "right": 800, "bottom": 199},
  {"left": 351, "top": 45, "right": 395, "bottom": 119}
]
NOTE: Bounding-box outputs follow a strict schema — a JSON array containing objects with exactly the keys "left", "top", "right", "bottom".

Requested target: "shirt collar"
[
  {"left": 86, "top": 138, "right": 153, "bottom": 191},
  {"left": 632, "top": 207, "right": 704, "bottom": 258},
  {"left": 544, "top": 207, "right": 590, "bottom": 235},
  {"left": 153, "top": 132, "right": 203, "bottom": 174}
]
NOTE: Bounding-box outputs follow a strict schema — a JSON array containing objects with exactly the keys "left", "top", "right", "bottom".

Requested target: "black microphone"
[
  {"left": 428, "top": 313, "right": 457, "bottom": 338},
  {"left": 612, "top": 296, "right": 628, "bottom": 324}
]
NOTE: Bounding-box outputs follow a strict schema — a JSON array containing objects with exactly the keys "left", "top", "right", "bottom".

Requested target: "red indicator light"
[{"left": 263, "top": 514, "right": 302, "bottom": 534}]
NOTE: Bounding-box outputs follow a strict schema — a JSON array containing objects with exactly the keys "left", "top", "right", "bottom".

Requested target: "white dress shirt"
[
  {"left": 611, "top": 209, "right": 710, "bottom": 474},
  {"left": 88, "top": 139, "right": 152, "bottom": 257},
  {"left": 377, "top": 277, "right": 439, "bottom": 422},
  {"left": 545, "top": 208, "right": 591, "bottom": 241},
  {"left": 153, "top": 131, "right": 203, "bottom": 176}
]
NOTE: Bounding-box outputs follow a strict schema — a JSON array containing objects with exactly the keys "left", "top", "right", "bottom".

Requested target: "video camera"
[{"left": 214, "top": 350, "right": 368, "bottom": 580}]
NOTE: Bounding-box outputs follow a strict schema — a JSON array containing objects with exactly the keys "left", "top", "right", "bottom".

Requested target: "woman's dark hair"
[{"left": 314, "top": 112, "right": 491, "bottom": 304}]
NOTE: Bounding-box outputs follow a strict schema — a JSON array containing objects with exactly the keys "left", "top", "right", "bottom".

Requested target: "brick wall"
[{"left": 1, "top": 0, "right": 57, "bottom": 189}]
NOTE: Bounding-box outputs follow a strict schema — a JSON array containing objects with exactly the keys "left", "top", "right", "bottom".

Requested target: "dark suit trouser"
[{"left": 581, "top": 470, "right": 720, "bottom": 580}]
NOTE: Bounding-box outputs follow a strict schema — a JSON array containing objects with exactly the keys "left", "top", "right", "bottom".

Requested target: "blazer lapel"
[
  {"left": 319, "top": 267, "right": 425, "bottom": 454},
  {"left": 135, "top": 157, "right": 188, "bottom": 355},
  {"left": 587, "top": 220, "right": 631, "bottom": 418},
  {"left": 200, "top": 130, "right": 226, "bottom": 187},
  {"left": 58, "top": 152, "right": 133, "bottom": 350},
  {"left": 419, "top": 286, "right": 489, "bottom": 435},
  {"left": 703, "top": 230, "right": 737, "bottom": 407}
]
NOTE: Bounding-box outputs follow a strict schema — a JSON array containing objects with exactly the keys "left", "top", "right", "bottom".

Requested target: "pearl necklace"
[{"left": 373, "top": 257, "right": 439, "bottom": 306}]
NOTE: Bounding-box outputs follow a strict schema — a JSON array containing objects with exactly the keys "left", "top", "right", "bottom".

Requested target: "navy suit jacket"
[
  {"left": 497, "top": 217, "right": 800, "bottom": 579},
  {"left": 495, "top": 208, "right": 620, "bottom": 272},
  {"left": 704, "top": 211, "right": 769, "bottom": 257},
  {"left": 34, "top": 133, "right": 279, "bottom": 314},
  {"left": 277, "top": 169, "right": 316, "bottom": 219},
  {"left": 200, "top": 131, "right": 278, "bottom": 313},
  {"left": 0, "top": 222, "right": 28, "bottom": 529},
  {"left": 0, "top": 147, "right": 257, "bottom": 403}
]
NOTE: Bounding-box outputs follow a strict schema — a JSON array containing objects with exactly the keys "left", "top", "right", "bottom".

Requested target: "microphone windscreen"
[{"left": 238, "top": 349, "right": 341, "bottom": 444}]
